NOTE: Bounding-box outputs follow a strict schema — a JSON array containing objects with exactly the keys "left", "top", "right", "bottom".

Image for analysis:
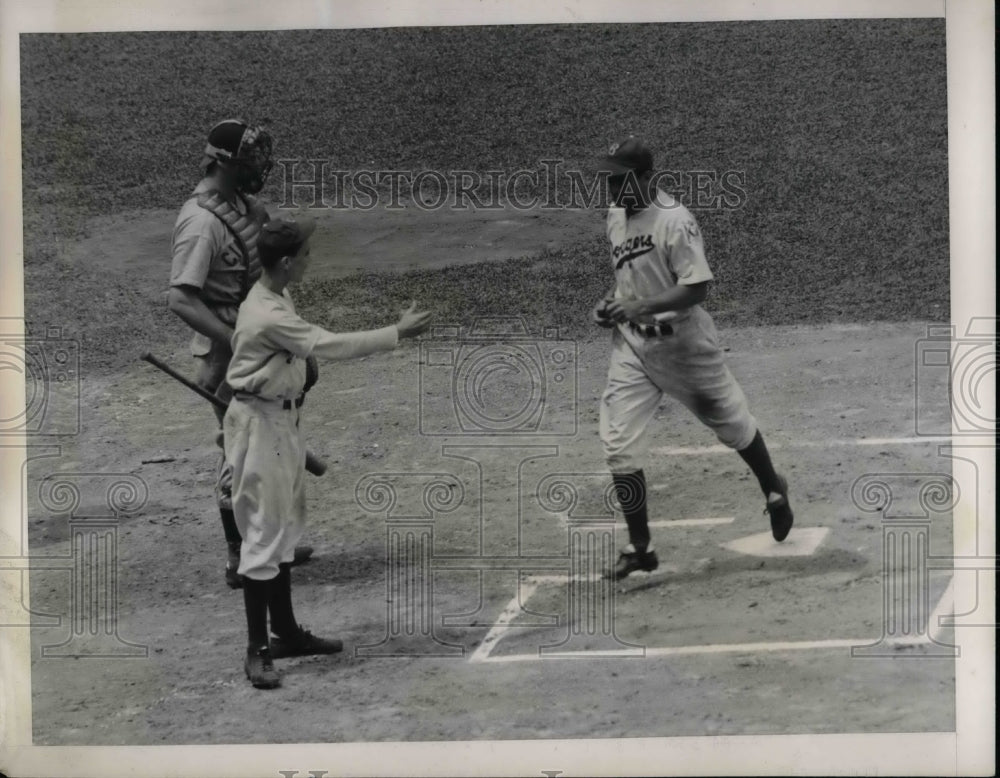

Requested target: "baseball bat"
[{"left": 140, "top": 352, "right": 327, "bottom": 477}]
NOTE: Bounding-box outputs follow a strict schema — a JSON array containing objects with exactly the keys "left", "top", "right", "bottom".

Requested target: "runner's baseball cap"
[
  {"left": 259, "top": 216, "right": 317, "bottom": 264},
  {"left": 598, "top": 136, "right": 654, "bottom": 175}
]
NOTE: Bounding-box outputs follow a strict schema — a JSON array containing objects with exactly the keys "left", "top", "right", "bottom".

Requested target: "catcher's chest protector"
[{"left": 197, "top": 190, "right": 266, "bottom": 296}]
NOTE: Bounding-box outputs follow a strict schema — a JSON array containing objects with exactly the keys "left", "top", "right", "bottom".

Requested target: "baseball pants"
[
  {"left": 600, "top": 306, "right": 757, "bottom": 474},
  {"left": 223, "top": 396, "right": 307, "bottom": 581}
]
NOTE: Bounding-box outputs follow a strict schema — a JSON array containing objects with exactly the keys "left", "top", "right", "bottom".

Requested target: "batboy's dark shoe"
[
  {"left": 269, "top": 627, "right": 344, "bottom": 659},
  {"left": 245, "top": 645, "right": 281, "bottom": 689},
  {"left": 603, "top": 545, "right": 659, "bottom": 580},
  {"left": 765, "top": 474, "right": 794, "bottom": 542}
]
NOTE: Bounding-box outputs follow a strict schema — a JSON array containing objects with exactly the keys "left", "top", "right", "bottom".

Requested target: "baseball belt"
[
  {"left": 233, "top": 390, "right": 305, "bottom": 410},
  {"left": 627, "top": 321, "right": 674, "bottom": 338}
]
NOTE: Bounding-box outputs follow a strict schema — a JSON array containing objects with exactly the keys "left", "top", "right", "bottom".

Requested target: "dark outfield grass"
[{"left": 19, "top": 20, "right": 947, "bottom": 372}]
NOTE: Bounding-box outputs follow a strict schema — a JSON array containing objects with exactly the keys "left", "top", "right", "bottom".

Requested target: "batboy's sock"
[
  {"left": 737, "top": 431, "right": 783, "bottom": 496},
  {"left": 242, "top": 577, "right": 271, "bottom": 650},
  {"left": 267, "top": 563, "right": 300, "bottom": 640},
  {"left": 613, "top": 470, "right": 651, "bottom": 553},
  {"left": 220, "top": 508, "right": 242, "bottom": 546}
]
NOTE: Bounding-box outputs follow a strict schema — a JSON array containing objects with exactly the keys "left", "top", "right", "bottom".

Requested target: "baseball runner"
[
  {"left": 168, "top": 119, "right": 313, "bottom": 588},
  {"left": 225, "top": 215, "right": 432, "bottom": 689},
  {"left": 592, "top": 136, "right": 794, "bottom": 580}
]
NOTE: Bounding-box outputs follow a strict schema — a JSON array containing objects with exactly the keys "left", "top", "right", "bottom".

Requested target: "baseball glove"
[{"left": 304, "top": 355, "right": 320, "bottom": 393}]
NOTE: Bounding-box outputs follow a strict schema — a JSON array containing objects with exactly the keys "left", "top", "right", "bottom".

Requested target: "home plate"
[{"left": 721, "top": 527, "right": 829, "bottom": 557}]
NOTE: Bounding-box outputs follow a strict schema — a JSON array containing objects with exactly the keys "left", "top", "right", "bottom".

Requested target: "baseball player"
[
  {"left": 225, "top": 215, "right": 432, "bottom": 689},
  {"left": 168, "top": 119, "right": 313, "bottom": 588},
  {"left": 592, "top": 136, "right": 793, "bottom": 580}
]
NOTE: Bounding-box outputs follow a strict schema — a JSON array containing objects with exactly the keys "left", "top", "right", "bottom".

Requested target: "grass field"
[{"left": 19, "top": 19, "right": 948, "bottom": 371}]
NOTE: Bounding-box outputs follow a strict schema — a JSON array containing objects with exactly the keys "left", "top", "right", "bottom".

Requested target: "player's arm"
[
  {"left": 265, "top": 302, "right": 432, "bottom": 362},
  {"left": 309, "top": 303, "right": 431, "bottom": 359},
  {"left": 167, "top": 285, "right": 235, "bottom": 346},
  {"left": 168, "top": 213, "right": 232, "bottom": 344}
]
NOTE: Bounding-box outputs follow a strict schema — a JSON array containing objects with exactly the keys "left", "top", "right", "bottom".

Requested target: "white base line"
[
  {"left": 481, "top": 638, "right": 871, "bottom": 662},
  {"left": 648, "top": 517, "right": 735, "bottom": 528},
  {"left": 468, "top": 580, "right": 540, "bottom": 664},
  {"left": 651, "top": 436, "right": 952, "bottom": 456},
  {"left": 475, "top": 578, "right": 958, "bottom": 665},
  {"left": 557, "top": 513, "right": 735, "bottom": 529}
]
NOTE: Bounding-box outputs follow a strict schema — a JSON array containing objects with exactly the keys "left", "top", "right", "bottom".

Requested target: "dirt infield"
[{"left": 25, "top": 320, "right": 957, "bottom": 744}]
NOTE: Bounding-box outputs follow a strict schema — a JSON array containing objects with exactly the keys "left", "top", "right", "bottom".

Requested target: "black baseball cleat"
[
  {"left": 765, "top": 474, "right": 794, "bottom": 542},
  {"left": 290, "top": 545, "right": 314, "bottom": 566},
  {"left": 603, "top": 545, "right": 659, "bottom": 580},
  {"left": 225, "top": 542, "right": 243, "bottom": 589},
  {"left": 244, "top": 645, "right": 281, "bottom": 689},
  {"left": 269, "top": 627, "right": 344, "bottom": 659}
]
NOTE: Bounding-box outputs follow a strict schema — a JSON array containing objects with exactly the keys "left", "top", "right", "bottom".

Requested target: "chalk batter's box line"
[
  {"left": 468, "top": 566, "right": 956, "bottom": 664},
  {"left": 649, "top": 435, "right": 952, "bottom": 456},
  {"left": 556, "top": 513, "right": 735, "bottom": 528}
]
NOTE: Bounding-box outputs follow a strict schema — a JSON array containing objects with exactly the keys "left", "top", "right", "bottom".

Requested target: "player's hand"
[
  {"left": 603, "top": 299, "right": 646, "bottom": 323},
  {"left": 395, "top": 301, "right": 432, "bottom": 339},
  {"left": 591, "top": 299, "right": 616, "bottom": 328}
]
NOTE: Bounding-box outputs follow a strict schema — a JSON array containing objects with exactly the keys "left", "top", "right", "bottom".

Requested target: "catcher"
[
  {"left": 168, "top": 119, "right": 313, "bottom": 588},
  {"left": 592, "top": 136, "right": 794, "bottom": 580},
  {"left": 225, "top": 215, "right": 432, "bottom": 689}
]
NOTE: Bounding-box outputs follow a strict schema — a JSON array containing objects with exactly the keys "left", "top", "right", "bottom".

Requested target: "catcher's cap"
[
  {"left": 204, "top": 119, "right": 255, "bottom": 163},
  {"left": 598, "top": 136, "right": 654, "bottom": 175},
  {"left": 259, "top": 216, "right": 317, "bottom": 260}
]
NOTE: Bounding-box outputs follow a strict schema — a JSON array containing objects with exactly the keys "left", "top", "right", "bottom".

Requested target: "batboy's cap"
[
  {"left": 597, "top": 136, "right": 654, "bottom": 175},
  {"left": 259, "top": 216, "right": 317, "bottom": 258}
]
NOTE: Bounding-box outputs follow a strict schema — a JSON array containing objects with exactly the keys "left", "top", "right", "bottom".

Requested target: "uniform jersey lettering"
[{"left": 612, "top": 233, "right": 655, "bottom": 268}]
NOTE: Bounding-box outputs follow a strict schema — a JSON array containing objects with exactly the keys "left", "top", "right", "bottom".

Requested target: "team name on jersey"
[{"left": 612, "top": 234, "right": 654, "bottom": 269}]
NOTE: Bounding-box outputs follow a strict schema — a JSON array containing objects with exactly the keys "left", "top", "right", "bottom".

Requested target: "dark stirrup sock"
[
  {"left": 242, "top": 576, "right": 271, "bottom": 649},
  {"left": 267, "top": 563, "right": 300, "bottom": 639},
  {"left": 737, "top": 431, "right": 783, "bottom": 496},
  {"left": 612, "top": 469, "right": 651, "bottom": 552}
]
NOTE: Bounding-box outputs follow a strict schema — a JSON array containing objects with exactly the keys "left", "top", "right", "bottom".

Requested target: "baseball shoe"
[
  {"left": 225, "top": 543, "right": 243, "bottom": 589},
  {"left": 269, "top": 627, "right": 344, "bottom": 659},
  {"left": 603, "top": 545, "right": 659, "bottom": 580},
  {"left": 291, "top": 545, "right": 314, "bottom": 566},
  {"left": 765, "top": 475, "right": 794, "bottom": 542},
  {"left": 244, "top": 645, "right": 281, "bottom": 689}
]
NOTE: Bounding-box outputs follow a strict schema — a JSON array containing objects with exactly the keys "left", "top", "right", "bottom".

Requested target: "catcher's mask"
[{"left": 201, "top": 119, "right": 274, "bottom": 195}]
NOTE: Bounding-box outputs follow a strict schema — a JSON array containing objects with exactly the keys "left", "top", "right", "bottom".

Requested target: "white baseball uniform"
[
  {"left": 224, "top": 281, "right": 399, "bottom": 580},
  {"left": 599, "top": 190, "right": 757, "bottom": 474}
]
